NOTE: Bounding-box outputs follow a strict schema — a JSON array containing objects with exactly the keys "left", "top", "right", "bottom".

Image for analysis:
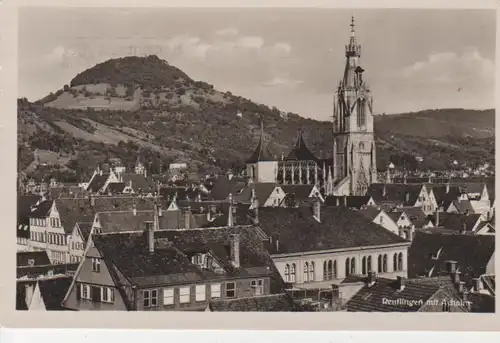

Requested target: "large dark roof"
[
  {"left": 284, "top": 132, "right": 317, "bottom": 162},
  {"left": 30, "top": 200, "right": 53, "bottom": 218},
  {"left": 257, "top": 206, "right": 408, "bottom": 254},
  {"left": 17, "top": 195, "right": 42, "bottom": 225},
  {"left": 209, "top": 177, "right": 247, "bottom": 201},
  {"left": 366, "top": 184, "right": 423, "bottom": 206},
  {"left": 209, "top": 293, "right": 296, "bottom": 311},
  {"left": 16, "top": 276, "right": 72, "bottom": 310},
  {"left": 121, "top": 173, "right": 156, "bottom": 193},
  {"left": 234, "top": 183, "right": 278, "bottom": 205},
  {"left": 408, "top": 232, "right": 495, "bottom": 284},
  {"left": 280, "top": 185, "right": 317, "bottom": 201},
  {"left": 17, "top": 251, "right": 51, "bottom": 267},
  {"left": 426, "top": 184, "right": 463, "bottom": 208},
  {"left": 96, "top": 210, "right": 188, "bottom": 233},
  {"left": 439, "top": 212, "right": 482, "bottom": 232},
  {"left": 346, "top": 277, "right": 441, "bottom": 312},
  {"left": 246, "top": 133, "right": 276, "bottom": 163},
  {"left": 87, "top": 174, "right": 110, "bottom": 193}
]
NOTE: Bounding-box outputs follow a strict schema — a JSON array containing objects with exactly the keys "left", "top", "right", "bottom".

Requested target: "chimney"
[
  {"left": 90, "top": 195, "right": 95, "bottom": 207},
  {"left": 396, "top": 276, "right": 406, "bottom": 291},
  {"left": 25, "top": 283, "right": 35, "bottom": 308},
  {"left": 343, "top": 195, "right": 347, "bottom": 206},
  {"left": 405, "top": 192, "right": 410, "bottom": 204},
  {"left": 446, "top": 260, "right": 457, "bottom": 274},
  {"left": 158, "top": 206, "right": 163, "bottom": 217},
  {"left": 435, "top": 210, "right": 440, "bottom": 227},
  {"left": 253, "top": 205, "right": 259, "bottom": 225},
  {"left": 184, "top": 206, "right": 191, "bottom": 229},
  {"left": 313, "top": 199, "right": 321, "bottom": 222},
  {"left": 367, "top": 271, "right": 376, "bottom": 287},
  {"left": 461, "top": 221, "right": 467, "bottom": 234},
  {"left": 457, "top": 281, "right": 465, "bottom": 293},
  {"left": 129, "top": 180, "right": 132, "bottom": 188},
  {"left": 336, "top": 197, "right": 340, "bottom": 206},
  {"left": 408, "top": 226, "right": 415, "bottom": 241},
  {"left": 462, "top": 290, "right": 469, "bottom": 303},
  {"left": 229, "top": 234, "right": 240, "bottom": 268},
  {"left": 132, "top": 204, "right": 137, "bottom": 216},
  {"left": 446, "top": 182, "right": 450, "bottom": 194},
  {"left": 100, "top": 169, "right": 103, "bottom": 176},
  {"left": 153, "top": 201, "right": 160, "bottom": 232},
  {"left": 472, "top": 278, "right": 481, "bottom": 293},
  {"left": 227, "top": 193, "right": 234, "bottom": 228},
  {"left": 382, "top": 184, "right": 387, "bottom": 197}
]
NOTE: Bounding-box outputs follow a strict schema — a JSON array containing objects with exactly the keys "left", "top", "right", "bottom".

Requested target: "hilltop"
[{"left": 18, "top": 55, "right": 495, "bottom": 183}]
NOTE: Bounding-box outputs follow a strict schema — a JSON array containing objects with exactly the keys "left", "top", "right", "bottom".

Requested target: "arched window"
[
  {"left": 383, "top": 254, "right": 388, "bottom": 273},
  {"left": 327, "top": 260, "right": 333, "bottom": 280},
  {"left": 285, "top": 264, "right": 290, "bottom": 282},
  {"left": 362, "top": 256, "right": 367, "bottom": 275},
  {"left": 398, "top": 253, "right": 404, "bottom": 271},
  {"left": 367, "top": 256, "right": 372, "bottom": 273},
  {"left": 304, "top": 262, "right": 309, "bottom": 282},
  {"left": 345, "top": 258, "right": 351, "bottom": 277},
  {"left": 309, "top": 262, "right": 315, "bottom": 282},
  {"left": 393, "top": 253, "right": 398, "bottom": 272},
  {"left": 442, "top": 302, "right": 451, "bottom": 312},
  {"left": 323, "top": 261, "right": 328, "bottom": 280},
  {"left": 350, "top": 257, "right": 356, "bottom": 275},
  {"left": 359, "top": 142, "right": 365, "bottom": 150},
  {"left": 333, "top": 260, "right": 337, "bottom": 279},
  {"left": 378, "top": 255, "right": 382, "bottom": 273},
  {"left": 291, "top": 264, "right": 296, "bottom": 282}
]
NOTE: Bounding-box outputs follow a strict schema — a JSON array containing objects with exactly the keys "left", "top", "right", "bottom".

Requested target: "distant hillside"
[{"left": 18, "top": 55, "right": 495, "bottom": 183}]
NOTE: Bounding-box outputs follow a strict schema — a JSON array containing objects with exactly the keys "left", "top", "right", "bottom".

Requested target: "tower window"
[{"left": 357, "top": 99, "right": 366, "bottom": 127}]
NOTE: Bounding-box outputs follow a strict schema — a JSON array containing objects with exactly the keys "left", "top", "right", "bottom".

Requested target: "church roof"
[
  {"left": 285, "top": 131, "right": 318, "bottom": 162},
  {"left": 246, "top": 134, "right": 276, "bottom": 164}
]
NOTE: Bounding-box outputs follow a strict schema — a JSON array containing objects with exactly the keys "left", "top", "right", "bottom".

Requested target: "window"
[
  {"left": 356, "top": 99, "right": 366, "bottom": 127},
  {"left": 442, "top": 302, "right": 451, "bottom": 312},
  {"left": 195, "top": 285, "right": 206, "bottom": 302},
  {"left": 28, "top": 259, "right": 34, "bottom": 267},
  {"left": 101, "top": 287, "right": 115, "bottom": 303},
  {"left": 398, "top": 253, "right": 403, "bottom": 271},
  {"left": 290, "top": 263, "right": 296, "bottom": 282},
  {"left": 362, "top": 257, "right": 367, "bottom": 275},
  {"left": 332, "top": 260, "right": 337, "bottom": 278},
  {"left": 393, "top": 253, "right": 398, "bottom": 272},
  {"left": 163, "top": 288, "right": 174, "bottom": 305},
  {"left": 192, "top": 254, "right": 203, "bottom": 265},
  {"left": 378, "top": 255, "right": 382, "bottom": 273},
  {"left": 309, "top": 262, "right": 315, "bottom": 282},
  {"left": 179, "top": 286, "right": 191, "bottom": 303},
  {"left": 92, "top": 258, "right": 101, "bottom": 272},
  {"left": 211, "top": 284, "right": 221, "bottom": 299},
  {"left": 225, "top": 282, "right": 236, "bottom": 298},
  {"left": 383, "top": 254, "right": 388, "bottom": 273},
  {"left": 143, "top": 289, "right": 158, "bottom": 308},
  {"left": 367, "top": 256, "right": 372, "bottom": 273},
  {"left": 72, "top": 242, "right": 75, "bottom": 250},
  {"left": 345, "top": 258, "right": 351, "bottom": 277},
  {"left": 350, "top": 257, "right": 356, "bottom": 275},
  {"left": 304, "top": 262, "right": 309, "bottom": 282},
  {"left": 81, "top": 284, "right": 91, "bottom": 300},
  {"left": 285, "top": 264, "right": 291, "bottom": 282},
  {"left": 251, "top": 279, "right": 264, "bottom": 296}
]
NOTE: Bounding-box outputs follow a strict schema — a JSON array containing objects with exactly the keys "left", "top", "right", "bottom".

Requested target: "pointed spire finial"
[{"left": 350, "top": 16, "right": 355, "bottom": 34}]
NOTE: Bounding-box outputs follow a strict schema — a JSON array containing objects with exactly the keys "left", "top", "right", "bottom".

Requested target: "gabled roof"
[
  {"left": 366, "top": 184, "right": 423, "bottom": 206},
  {"left": 324, "top": 195, "right": 373, "bottom": 209},
  {"left": 96, "top": 209, "right": 188, "bottom": 232},
  {"left": 357, "top": 206, "right": 382, "bottom": 222},
  {"left": 426, "top": 184, "right": 463, "bottom": 208},
  {"left": 280, "top": 185, "right": 317, "bottom": 201},
  {"left": 408, "top": 232, "right": 495, "bottom": 284},
  {"left": 346, "top": 277, "right": 441, "bottom": 312},
  {"left": 29, "top": 200, "right": 53, "bottom": 218},
  {"left": 87, "top": 174, "right": 110, "bottom": 193},
  {"left": 284, "top": 131, "right": 317, "bottom": 162},
  {"left": 76, "top": 222, "right": 93, "bottom": 241},
  {"left": 234, "top": 183, "right": 279, "bottom": 205},
  {"left": 17, "top": 195, "right": 42, "bottom": 224},
  {"left": 448, "top": 200, "right": 475, "bottom": 214},
  {"left": 106, "top": 182, "right": 126, "bottom": 194},
  {"left": 438, "top": 212, "right": 482, "bottom": 232},
  {"left": 208, "top": 293, "right": 296, "bottom": 312},
  {"left": 258, "top": 206, "right": 408, "bottom": 255},
  {"left": 121, "top": 173, "right": 156, "bottom": 193},
  {"left": 209, "top": 177, "right": 247, "bottom": 201},
  {"left": 17, "top": 251, "right": 51, "bottom": 267},
  {"left": 246, "top": 132, "right": 276, "bottom": 163},
  {"left": 468, "top": 292, "right": 495, "bottom": 313},
  {"left": 16, "top": 276, "right": 73, "bottom": 310}
]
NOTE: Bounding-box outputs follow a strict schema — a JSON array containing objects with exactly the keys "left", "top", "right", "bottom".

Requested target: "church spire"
[
  {"left": 246, "top": 121, "right": 276, "bottom": 163},
  {"left": 345, "top": 15, "right": 361, "bottom": 58}
]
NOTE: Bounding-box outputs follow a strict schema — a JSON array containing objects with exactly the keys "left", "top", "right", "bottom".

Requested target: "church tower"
[{"left": 332, "top": 17, "right": 377, "bottom": 196}]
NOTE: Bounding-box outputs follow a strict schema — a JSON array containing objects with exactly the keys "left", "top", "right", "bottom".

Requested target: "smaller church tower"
[{"left": 246, "top": 122, "right": 278, "bottom": 183}]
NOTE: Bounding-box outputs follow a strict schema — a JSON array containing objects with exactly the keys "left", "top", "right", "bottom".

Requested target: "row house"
[
  {"left": 62, "top": 208, "right": 285, "bottom": 311},
  {"left": 256, "top": 203, "right": 411, "bottom": 290}
]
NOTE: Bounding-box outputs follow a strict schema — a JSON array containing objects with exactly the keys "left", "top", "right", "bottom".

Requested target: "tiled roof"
[
  {"left": 87, "top": 174, "right": 110, "bottom": 193},
  {"left": 209, "top": 293, "right": 296, "bottom": 311},
  {"left": 29, "top": 200, "right": 53, "bottom": 218},
  {"left": 49, "top": 187, "right": 66, "bottom": 199},
  {"left": 257, "top": 206, "right": 408, "bottom": 254},
  {"left": 426, "top": 184, "right": 463, "bottom": 208},
  {"left": 17, "top": 195, "right": 42, "bottom": 224},
  {"left": 449, "top": 182, "right": 486, "bottom": 196},
  {"left": 285, "top": 131, "right": 318, "bottom": 162},
  {"left": 234, "top": 183, "right": 277, "bottom": 205},
  {"left": 16, "top": 280, "right": 35, "bottom": 310},
  {"left": 439, "top": 213, "right": 481, "bottom": 232},
  {"left": 76, "top": 222, "right": 93, "bottom": 241},
  {"left": 106, "top": 182, "right": 126, "bottom": 194},
  {"left": 357, "top": 207, "right": 382, "bottom": 221},
  {"left": 324, "top": 196, "right": 372, "bottom": 209},
  {"left": 399, "top": 207, "right": 429, "bottom": 228},
  {"left": 346, "top": 277, "right": 440, "bottom": 312},
  {"left": 386, "top": 211, "right": 402, "bottom": 223},
  {"left": 408, "top": 232, "right": 495, "bottom": 284},
  {"left": 17, "top": 251, "right": 51, "bottom": 267},
  {"left": 366, "top": 184, "right": 423, "bottom": 206},
  {"left": 209, "top": 177, "right": 247, "bottom": 201},
  {"left": 468, "top": 293, "right": 495, "bottom": 313},
  {"left": 93, "top": 226, "right": 281, "bottom": 289},
  {"left": 121, "top": 173, "right": 156, "bottom": 193},
  {"left": 54, "top": 196, "right": 159, "bottom": 234},
  {"left": 246, "top": 133, "right": 277, "bottom": 163},
  {"left": 16, "top": 276, "right": 72, "bottom": 310},
  {"left": 280, "top": 185, "right": 316, "bottom": 201},
  {"left": 449, "top": 200, "right": 475, "bottom": 214},
  {"left": 96, "top": 210, "right": 188, "bottom": 233}
]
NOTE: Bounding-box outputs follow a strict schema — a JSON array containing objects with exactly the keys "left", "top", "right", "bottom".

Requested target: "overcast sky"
[{"left": 18, "top": 7, "right": 495, "bottom": 120}]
